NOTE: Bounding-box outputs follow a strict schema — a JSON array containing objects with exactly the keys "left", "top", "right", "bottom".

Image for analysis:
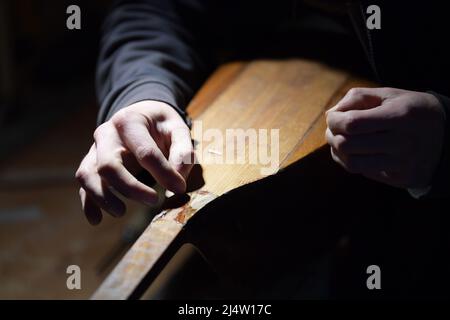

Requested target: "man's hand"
[
  {"left": 326, "top": 87, "right": 446, "bottom": 189},
  {"left": 76, "top": 100, "right": 194, "bottom": 225}
]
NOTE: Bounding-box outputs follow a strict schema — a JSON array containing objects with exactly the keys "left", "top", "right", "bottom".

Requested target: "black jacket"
[{"left": 96, "top": 0, "right": 450, "bottom": 197}]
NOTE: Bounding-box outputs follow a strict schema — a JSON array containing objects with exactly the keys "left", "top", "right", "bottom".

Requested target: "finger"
[
  {"left": 76, "top": 145, "right": 126, "bottom": 217},
  {"left": 169, "top": 125, "right": 195, "bottom": 180},
  {"left": 327, "top": 87, "right": 384, "bottom": 113},
  {"left": 94, "top": 125, "right": 159, "bottom": 205},
  {"left": 117, "top": 119, "right": 186, "bottom": 193},
  {"left": 79, "top": 187, "right": 102, "bottom": 225},
  {"left": 325, "top": 128, "right": 402, "bottom": 155},
  {"left": 326, "top": 106, "right": 397, "bottom": 135},
  {"left": 330, "top": 147, "right": 400, "bottom": 174}
]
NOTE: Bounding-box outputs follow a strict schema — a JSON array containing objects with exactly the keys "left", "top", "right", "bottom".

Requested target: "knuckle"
[
  {"left": 326, "top": 113, "right": 336, "bottom": 130},
  {"left": 347, "top": 88, "right": 362, "bottom": 99},
  {"left": 342, "top": 112, "right": 359, "bottom": 133},
  {"left": 325, "top": 112, "right": 331, "bottom": 126},
  {"left": 334, "top": 135, "right": 350, "bottom": 154},
  {"left": 111, "top": 110, "right": 131, "bottom": 129},
  {"left": 93, "top": 123, "right": 107, "bottom": 141},
  {"left": 136, "top": 146, "right": 160, "bottom": 164},
  {"left": 75, "top": 167, "right": 89, "bottom": 185}
]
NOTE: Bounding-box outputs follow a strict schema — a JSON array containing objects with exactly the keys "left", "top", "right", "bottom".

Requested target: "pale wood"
[
  {"left": 192, "top": 59, "right": 348, "bottom": 195},
  {"left": 283, "top": 77, "right": 376, "bottom": 166},
  {"left": 187, "top": 62, "right": 246, "bottom": 119},
  {"left": 92, "top": 60, "right": 374, "bottom": 299}
]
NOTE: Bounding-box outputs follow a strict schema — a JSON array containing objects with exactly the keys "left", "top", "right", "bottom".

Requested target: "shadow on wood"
[{"left": 144, "top": 146, "right": 450, "bottom": 299}]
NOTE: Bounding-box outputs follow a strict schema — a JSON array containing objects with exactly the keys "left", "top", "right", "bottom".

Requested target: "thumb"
[
  {"left": 169, "top": 126, "right": 195, "bottom": 181},
  {"left": 328, "top": 87, "right": 383, "bottom": 113}
]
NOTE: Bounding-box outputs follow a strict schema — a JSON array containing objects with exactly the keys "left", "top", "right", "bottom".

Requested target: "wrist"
[{"left": 98, "top": 80, "right": 190, "bottom": 127}]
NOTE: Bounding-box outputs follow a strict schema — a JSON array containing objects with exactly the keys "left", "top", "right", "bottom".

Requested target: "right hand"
[{"left": 75, "top": 100, "right": 194, "bottom": 225}]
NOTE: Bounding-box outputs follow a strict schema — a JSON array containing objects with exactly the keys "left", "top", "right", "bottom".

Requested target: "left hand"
[{"left": 325, "top": 87, "right": 446, "bottom": 189}]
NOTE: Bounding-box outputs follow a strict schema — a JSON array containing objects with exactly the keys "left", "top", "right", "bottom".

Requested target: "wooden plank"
[
  {"left": 91, "top": 191, "right": 216, "bottom": 300},
  {"left": 191, "top": 59, "right": 348, "bottom": 195},
  {"left": 187, "top": 62, "right": 247, "bottom": 119},
  {"left": 282, "top": 77, "right": 376, "bottom": 166},
  {"left": 92, "top": 59, "right": 371, "bottom": 300}
]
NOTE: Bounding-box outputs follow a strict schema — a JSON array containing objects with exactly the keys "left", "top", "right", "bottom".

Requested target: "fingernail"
[{"left": 165, "top": 190, "right": 174, "bottom": 197}]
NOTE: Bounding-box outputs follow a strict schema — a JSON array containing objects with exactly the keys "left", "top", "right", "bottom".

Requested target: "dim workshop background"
[{"left": 0, "top": 0, "right": 143, "bottom": 299}]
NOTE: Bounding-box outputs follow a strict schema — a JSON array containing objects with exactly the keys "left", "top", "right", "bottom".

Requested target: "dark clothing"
[
  {"left": 95, "top": 0, "right": 450, "bottom": 298},
  {"left": 96, "top": 0, "right": 450, "bottom": 196}
]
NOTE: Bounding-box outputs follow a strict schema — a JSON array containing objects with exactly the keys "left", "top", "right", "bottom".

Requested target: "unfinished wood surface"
[
  {"left": 192, "top": 59, "right": 348, "bottom": 195},
  {"left": 283, "top": 77, "right": 377, "bottom": 166},
  {"left": 91, "top": 191, "right": 216, "bottom": 300},
  {"left": 92, "top": 59, "right": 374, "bottom": 299}
]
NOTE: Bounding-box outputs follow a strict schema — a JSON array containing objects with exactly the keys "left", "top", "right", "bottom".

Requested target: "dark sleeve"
[
  {"left": 95, "top": 0, "right": 212, "bottom": 125},
  {"left": 426, "top": 92, "right": 450, "bottom": 198}
]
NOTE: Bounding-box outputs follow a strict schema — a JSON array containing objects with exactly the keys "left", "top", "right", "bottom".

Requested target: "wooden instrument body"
[{"left": 92, "top": 59, "right": 375, "bottom": 299}]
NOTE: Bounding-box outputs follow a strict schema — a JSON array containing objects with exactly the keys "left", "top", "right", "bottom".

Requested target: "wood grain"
[
  {"left": 91, "top": 191, "right": 216, "bottom": 300},
  {"left": 92, "top": 59, "right": 374, "bottom": 299},
  {"left": 192, "top": 59, "right": 348, "bottom": 195}
]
